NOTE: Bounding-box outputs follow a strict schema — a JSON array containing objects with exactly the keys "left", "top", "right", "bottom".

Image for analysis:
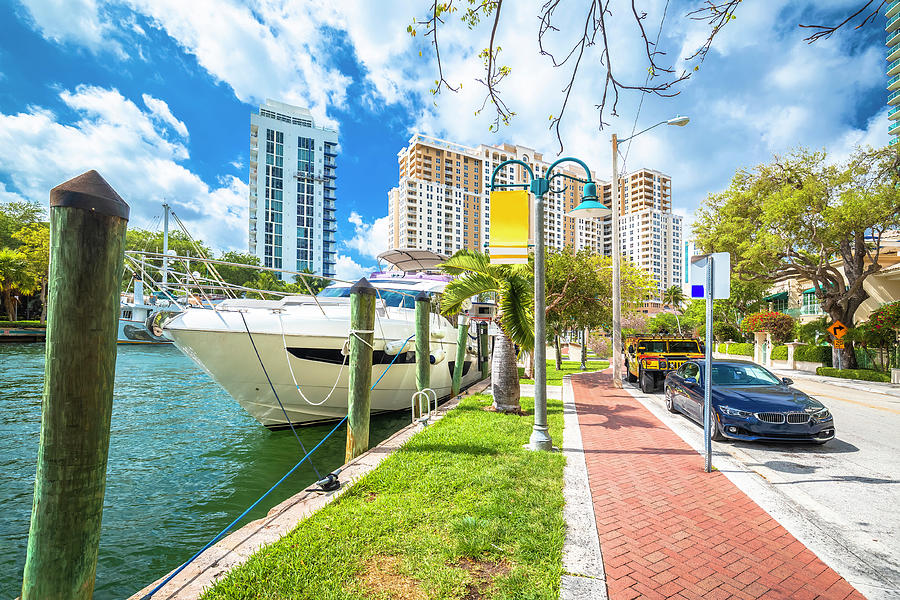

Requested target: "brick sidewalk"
[{"left": 570, "top": 371, "right": 865, "bottom": 600}]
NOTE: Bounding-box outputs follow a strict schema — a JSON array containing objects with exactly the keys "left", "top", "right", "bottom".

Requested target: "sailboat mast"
[{"left": 162, "top": 202, "right": 169, "bottom": 285}]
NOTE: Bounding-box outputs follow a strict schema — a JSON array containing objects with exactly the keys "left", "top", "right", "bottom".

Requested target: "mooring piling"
[
  {"left": 21, "top": 170, "right": 129, "bottom": 600},
  {"left": 345, "top": 278, "right": 376, "bottom": 463},
  {"left": 451, "top": 314, "right": 468, "bottom": 396},
  {"left": 414, "top": 292, "right": 431, "bottom": 418}
]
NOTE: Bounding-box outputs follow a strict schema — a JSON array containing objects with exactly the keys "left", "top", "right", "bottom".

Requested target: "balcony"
[
  {"left": 324, "top": 181, "right": 336, "bottom": 191},
  {"left": 888, "top": 0, "right": 900, "bottom": 20},
  {"left": 888, "top": 10, "right": 900, "bottom": 32},
  {"left": 890, "top": 88, "right": 900, "bottom": 105},
  {"left": 323, "top": 148, "right": 337, "bottom": 158},
  {"left": 887, "top": 29, "right": 900, "bottom": 47},
  {"left": 891, "top": 137, "right": 900, "bottom": 146},
  {"left": 890, "top": 74, "right": 900, "bottom": 92},
  {"left": 889, "top": 59, "right": 900, "bottom": 78},
  {"left": 890, "top": 121, "right": 900, "bottom": 136}
]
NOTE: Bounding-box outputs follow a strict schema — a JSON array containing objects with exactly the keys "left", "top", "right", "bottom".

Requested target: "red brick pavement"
[{"left": 571, "top": 370, "right": 865, "bottom": 600}]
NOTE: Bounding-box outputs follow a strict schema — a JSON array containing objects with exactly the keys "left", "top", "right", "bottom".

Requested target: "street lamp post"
[
  {"left": 490, "top": 158, "right": 609, "bottom": 451},
  {"left": 610, "top": 116, "right": 689, "bottom": 388}
]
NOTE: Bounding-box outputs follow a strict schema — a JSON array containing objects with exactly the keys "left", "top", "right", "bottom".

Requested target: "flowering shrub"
[
  {"left": 740, "top": 311, "right": 796, "bottom": 343},
  {"left": 869, "top": 301, "right": 900, "bottom": 331}
]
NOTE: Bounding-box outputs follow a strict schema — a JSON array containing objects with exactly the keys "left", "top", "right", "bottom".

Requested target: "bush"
[
  {"left": 795, "top": 345, "right": 833, "bottom": 367},
  {"left": 741, "top": 311, "right": 796, "bottom": 343},
  {"left": 816, "top": 367, "right": 890, "bottom": 383},
  {"left": 726, "top": 342, "right": 754, "bottom": 356},
  {"left": 717, "top": 343, "right": 726, "bottom": 353},
  {"left": 0, "top": 320, "right": 44, "bottom": 328},
  {"left": 713, "top": 323, "right": 741, "bottom": 342},
  {"left": 770, "top": 345, "right": 787, "bottom": 360},
  {"left": 869, "top": 300, "right": 900, "bottom": 331}
]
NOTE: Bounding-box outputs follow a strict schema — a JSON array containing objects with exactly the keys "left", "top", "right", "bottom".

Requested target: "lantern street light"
[
  {"left": 490, "top": 157, "right": 609, "bottom": 451},
  {"left": 608, "top": 116, "right": 690, "bottom": 388}
]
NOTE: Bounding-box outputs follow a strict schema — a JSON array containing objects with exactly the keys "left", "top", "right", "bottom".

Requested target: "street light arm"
[
  {"left": 546, "top": 156, "right": 594, "bottom": 184},
  {"left": 618, "top": 120, "right": 667, "bottom": 144},
  {"left": 490, "top": 159, "right": 535, "bottom": 190}
]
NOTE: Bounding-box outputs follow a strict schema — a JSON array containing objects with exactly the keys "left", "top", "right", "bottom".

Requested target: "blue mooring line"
[
  {"left": 142, "top": 415, "right": 348, "bottom": 599},
  {"left": 142, "top": 332, "right": 412, "bottom": 598}
]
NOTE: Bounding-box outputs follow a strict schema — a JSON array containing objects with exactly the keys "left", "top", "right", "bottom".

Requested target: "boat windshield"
[
  {"left": 710, "top": 364, "right": 782, "bottom": 386},
  {"left": 317, "top": 286, "right": 419, "bottom": 309}
]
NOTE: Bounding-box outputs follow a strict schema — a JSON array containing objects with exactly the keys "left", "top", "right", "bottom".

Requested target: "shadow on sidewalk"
[{"left": 575, "top": 401, "right": 659, "bottom": 430}]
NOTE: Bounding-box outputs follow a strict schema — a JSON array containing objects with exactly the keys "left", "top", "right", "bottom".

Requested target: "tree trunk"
[
  {"left": 1, "top": 289, "right": 13, "bottom": 321},
  {"left": 491, "top": 332, "right": 521, "bottom": 412},
  {"left": 554, "top": 335, "right": 562, "bottom": 370}
]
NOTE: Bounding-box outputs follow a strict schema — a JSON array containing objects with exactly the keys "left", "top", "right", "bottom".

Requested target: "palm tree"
[
  {"left": 662, "top": 285, "right": 686, "bottom": 335},
  {"left": 0, "top": 248, "right": 36, "bottom": 321},
  {"left": 440, "top": 251, "right": 533, "bottom": 413}
]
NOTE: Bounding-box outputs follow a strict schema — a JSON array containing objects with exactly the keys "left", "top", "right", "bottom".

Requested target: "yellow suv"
[{"left": 624, "top": 335, "right": 704, "bottom": 393}]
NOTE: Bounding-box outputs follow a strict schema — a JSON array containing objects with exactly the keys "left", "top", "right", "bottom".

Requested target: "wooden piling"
[
  {"left": 479, "top": 322, "right": 489, "bottom": 380},
  {"left": 21, "top": 170, "right": 129, "bottom": 600},
  {"left": 414, "top": 292, "right": 430, "bottom": 418},
  {"left": 345, "top": 278, "right": 376, "bottom": 463},
  {"left": 451, "top": 314, "right": 468, "bottom": 396}
]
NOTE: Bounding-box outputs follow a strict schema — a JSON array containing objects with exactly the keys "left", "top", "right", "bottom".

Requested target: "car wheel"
[
  {"left": 709, "top": 416, "right": 725, "bottom": 442},
  {"left": 625, "top": 361, "right": 637, "bottom": 383},
  {"left": 664, "top": 387, "right": 677, "bottom": 413},
  {"left": 640, "top": 369, "right": 655, "bottom": 394}
]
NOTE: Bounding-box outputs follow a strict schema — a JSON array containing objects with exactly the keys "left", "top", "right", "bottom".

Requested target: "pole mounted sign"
[
  {"left": 827, "top": 321, "right": 848, "bottom": 339},
  {"left": 488, "top": 190, "right": 529, "bottom": 264},
  {"left": 688, "top": 252, "right": 731, "bottom": 473}
]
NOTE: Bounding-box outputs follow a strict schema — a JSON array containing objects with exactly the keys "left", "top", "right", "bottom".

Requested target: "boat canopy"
[{"left": 377, "top": 248, "right": 449, "bottom": 272}]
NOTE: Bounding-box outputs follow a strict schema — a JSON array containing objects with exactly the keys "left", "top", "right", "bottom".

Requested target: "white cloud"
[
  {"left": 0, "top": 85, "right": 247, "bottom": 251},
  {"left": 141, "top": 94, "right": 188, "bottom": 138},
  {"left": 334, "top": 254, "right": 371, "bottom": 282},
  {"left": 345, "top": 212, "right": 391, "bottom": 259},
  {"left": 18, "top": 0, "right": 125, "bottom": 57}
]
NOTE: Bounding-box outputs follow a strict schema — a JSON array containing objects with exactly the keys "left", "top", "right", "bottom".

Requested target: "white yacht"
[
  {"left": 161, "top": 254, "right": 489, "bottom": 428},
  {"left": 118, "top": 278, "right": 178, "bottom": 344}
]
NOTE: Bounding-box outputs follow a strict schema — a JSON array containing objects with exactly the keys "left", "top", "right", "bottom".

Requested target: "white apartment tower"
[{"left": 248, "top": 100, "right": 338, "bottom": 279}]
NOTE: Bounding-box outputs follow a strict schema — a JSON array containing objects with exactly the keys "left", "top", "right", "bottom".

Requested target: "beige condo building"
[{"left": 386, "top": 134, "right": 682, "bottom": 308}]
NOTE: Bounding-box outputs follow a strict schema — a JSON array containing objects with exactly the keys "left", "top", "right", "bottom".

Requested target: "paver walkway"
[{"left": 570, "top": 370, "right": 865, "bottom": 600}]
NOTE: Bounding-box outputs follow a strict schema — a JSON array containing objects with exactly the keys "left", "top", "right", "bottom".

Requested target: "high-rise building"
[
  {"left": 386, "top": 134, "right": 682, "bottom": 310},
  {"left": 888, "top": 1, "right": 900, "bottom": 146},
  {"left": 248, "top": 100, "right": 338, "bottom": 279}
]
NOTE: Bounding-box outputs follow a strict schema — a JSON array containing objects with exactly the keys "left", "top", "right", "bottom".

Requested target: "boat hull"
[{"left": 165, "top": 305, "right": 485, "bottom": 427}]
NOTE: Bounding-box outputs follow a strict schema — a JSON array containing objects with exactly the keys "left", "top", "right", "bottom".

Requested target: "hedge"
[
  {"left": 770, "top": 345, "right": 787, "bottom": 360},
  {"left": 795, "top": 345, "right": 833, "bottom": 366},
  {"left": 0, "top": 320, "right": 44, "bottom": 328},
  {"left": 815, "top": 367, "right": 890, "bottom": 383},
  {"left": 725, "top": 343, "right": 754, "bottom": 356},
  {"left": 717, "top": 343, "right": 726, "bottom": 353}
]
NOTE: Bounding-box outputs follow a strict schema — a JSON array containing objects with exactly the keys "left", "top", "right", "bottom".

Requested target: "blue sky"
[{"left": 0, "top": 0, "right": 890, "bottom": 280}]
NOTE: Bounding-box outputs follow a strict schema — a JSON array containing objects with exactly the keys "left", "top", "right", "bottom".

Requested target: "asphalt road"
[{"left": 625, "top": 376, "right": 900, "bottom": 600}]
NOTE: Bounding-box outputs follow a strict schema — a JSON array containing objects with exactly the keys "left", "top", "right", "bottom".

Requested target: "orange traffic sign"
[
  {"left": 827, "top": 321, "right": 848, "bottom": 339},
  {"left": 833, "top": 339, "right": 845, "bottom": 349}
]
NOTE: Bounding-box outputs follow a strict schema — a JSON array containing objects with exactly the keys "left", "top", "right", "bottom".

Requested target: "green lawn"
[
  {"left": 202, "top": 394, "right": 565, "bottom": 600},
  {"left": 519, "top": 360, "right": 610, "bottom": 386}
]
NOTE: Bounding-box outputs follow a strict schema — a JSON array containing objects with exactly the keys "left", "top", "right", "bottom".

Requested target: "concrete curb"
[
  {"left": 559, "top": 375, "right": 607, "bottom": 600},
  {"left": 129, "top": 378, "right": 492, "bottom": 600}
]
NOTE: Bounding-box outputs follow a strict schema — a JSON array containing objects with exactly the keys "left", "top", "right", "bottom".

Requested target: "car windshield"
[
  {"left": 668, "top": 341, "right": 700, "bottom": 353},
  {"left": 317, "top": 287, "right": 418, "bottom": 309},
  {"left": 637, "top": 341, "right": 667, "bottom": 352},
  {"left": 710, "top": 364, "right": 782, "bottom": 386}
]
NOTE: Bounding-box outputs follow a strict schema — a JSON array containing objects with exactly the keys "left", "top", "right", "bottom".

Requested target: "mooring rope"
[
  {"left": 140, "top": 415, "right": 348, "bottom": 600},
  {"left": 278, "top": 312, "right": 348, "bottom": 407}
]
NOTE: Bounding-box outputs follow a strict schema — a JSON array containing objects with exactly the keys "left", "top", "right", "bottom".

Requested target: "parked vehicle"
[
  {"left": 663, "top": 359, "right": 835, "bottom": 444},
  {"left": 624, "top": 334, "right": 704, "bottom": 393}
]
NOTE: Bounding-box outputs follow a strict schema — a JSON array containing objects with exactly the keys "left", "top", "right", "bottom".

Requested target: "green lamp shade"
[{"left": 567, "top": 198, "right": 611, "bottom": 219}]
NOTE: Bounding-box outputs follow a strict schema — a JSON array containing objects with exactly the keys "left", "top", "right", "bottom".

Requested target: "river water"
[{"left": 0, "top": 343, "right": 409, "bottom": 598}]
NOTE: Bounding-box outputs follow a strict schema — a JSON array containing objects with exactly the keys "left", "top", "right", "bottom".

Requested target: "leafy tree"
[
  {"left": 294, "top": 269, "right": 331, "bottom": 295},
  {"left": 215, "top": 251, "right": 262, "bottom": 287},
  {"left": 440, "top": 250, "right": 533, "bottom": 413},
  {"left": 694, "top": 145, "right": 900, "bottom": 368},
  {"left": 0, "top": 201, "right": 44, "bottom": 249},
  {"left": 713, "top": 323, "right": 741, "bottom": 343},
  {"left": 12, "top": 224, "right": 50, "bottom": 323},
  {"left": 0, "top": 248, "right": 37, "bottom": 320},
  {"left": 647, "top": 313, "right": 681, "bottom": 335},
  {"left": 662, "top": 285, "right": 686, "bottom": 334},
  {"left": 797, "top": 317, "right": 829, "bottom": 345}
]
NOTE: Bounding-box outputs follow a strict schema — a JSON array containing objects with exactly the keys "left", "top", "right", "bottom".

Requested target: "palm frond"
[
  {"left": 439, "top": 250, "right": 496, "bottom": 277},
  {"left": 499, "top": 274, "right": 534, "bottom": 350},
  {"left": 440, "top": 272, "right": 499, "bottom": 316}
]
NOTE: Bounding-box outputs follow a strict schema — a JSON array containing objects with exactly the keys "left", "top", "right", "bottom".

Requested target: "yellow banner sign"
[{"left": 489, "top": 190, "right": 529, "bottom": 264}]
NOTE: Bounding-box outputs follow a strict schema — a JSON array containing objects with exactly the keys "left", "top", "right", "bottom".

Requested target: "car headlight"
[
  {"left": 719, "top": 405, "right": 752, "bottom": 418},
  {"left": 810, "top": 408, "right": 831, "bottom": 421}
]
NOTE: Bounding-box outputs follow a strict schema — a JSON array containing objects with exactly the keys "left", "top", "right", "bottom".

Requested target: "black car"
[{"left": 663, "top": 359, "right": 835, "bottom": 444}]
